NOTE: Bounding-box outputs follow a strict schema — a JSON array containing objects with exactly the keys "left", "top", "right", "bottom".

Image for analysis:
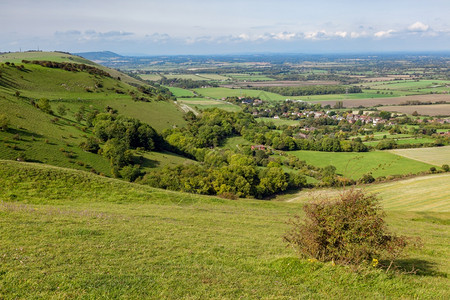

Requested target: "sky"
[{"left": 1, "top": 0, "right": 449, "bottom": 55}]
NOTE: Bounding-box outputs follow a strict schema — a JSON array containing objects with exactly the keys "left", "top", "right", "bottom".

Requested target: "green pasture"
[
  {"left": 362, "top": 80, "right": 450, "bottom": 92},
  {"left": 289, "top": 150, "right": 435, "bottom": 179},
  {"left": 0, "top": 160, "right": 448, "bottom": 298},
  {"left": 220, "top": 136, "right": 253, "bottom": 150},
  {"left": 364, "top": 137, "right": 436, "bottom": 147},
  {"left": 167, "top": 86, "right": 195, "bottom": 97},
  {"left": 178, "top": 97, "right": 242, "bottom": 112},
  {"left": 257, "top": 117, "right": 301, "bottom": 126}
]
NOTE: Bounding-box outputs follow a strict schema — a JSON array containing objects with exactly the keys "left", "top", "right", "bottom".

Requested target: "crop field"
[
  {"left": 381, "top": 104, "right": 450, "bottom": 116},
  {"left": 287, "top": 173, "right": 450, "bottom": 212},
  {"left": 0, "top": 160, "right": 449, "bottom": 298},
  {"left": 226, "top": 73, "right": 275, "bottom": 81},
  {"left": 362, "top": 80, "right": 450, "bottom": 92},
  {"left": 167, "top": 86, "right": 195, "bottom": 97},
  {"left": 310, "top": 94, "right": 450, "bottom": 108},
  {"left": 138, "top": 74, "right": 162, "bottom": 81},
  {"left": 389, "top": 146, "right": 450, "bottom": 166},
  {"left": 289, "top": 150, "right": 435, "bottom": 179}
]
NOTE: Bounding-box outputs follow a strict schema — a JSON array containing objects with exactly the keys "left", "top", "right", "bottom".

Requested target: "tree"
[
  {"left": 37, "top": 98, "right": 52, "bottom": 114},
  {"left": 57, "top": 104, "right": 67, "bottom": 116},
  {"left": 442, "top": 164, "right": 449, "bottom": 172}
]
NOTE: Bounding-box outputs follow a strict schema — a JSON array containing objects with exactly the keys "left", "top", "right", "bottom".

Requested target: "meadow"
[
  {"left": 289, "top": 150, "right": 435, "bottom": 179},
  {"left": 0, "top": 160, "right": 449, "bottom": 298},
  {"left": 178, "top": 97, "right": 241, "bottom": 112}
]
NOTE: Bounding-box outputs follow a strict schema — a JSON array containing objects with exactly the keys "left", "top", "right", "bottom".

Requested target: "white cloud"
[
  {"left": 374, "top": 29, "right": 395, "bottom": 38},
  {"left": 408, "top": 21, "right": 429, "bottom": 32}
]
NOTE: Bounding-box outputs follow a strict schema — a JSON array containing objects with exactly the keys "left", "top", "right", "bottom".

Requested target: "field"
[
  {"left": 389, "top": 146, "right": 450, "bottom": 166},
  {"left": 289, "top": 150, "right": 435, "bottom": 179},
  {"left": 226, "top": 73, "right": 275, "bottom": 81},
  {"left": 381, "top": 104, "right": 450, "bottom": 116},
  {"left": 310, "top": 94, "right": 450, "bottom": 108},
  {"left": 287, "top": 173, "right": 450, "bottom": 212},
  {"left": 363, "top": 137, "right": 436, "bottom": 147},
  {"left": 0, "top": 160, "right": 449, "bottom": 298},
  {"left": 257, "top": 117, "right": 302, "bottom": 126},
  {"left": 220, "top": 136, "right": 253, "bottom": 150},
  {"left": 167, "top": 86, "right": 195, "bottom": 97},
  {"left": 194, "top": 87, "right": 286, "bottom": 101},
  {"left": 178, "top": 97, "right": 242, "bottom": 112},
  {"left": 361, "top": 80, "right": 450, "bottom": 94}
]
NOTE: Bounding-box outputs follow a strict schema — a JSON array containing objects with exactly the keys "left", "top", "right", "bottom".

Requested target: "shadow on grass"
[
  {"left": 137, "top": 156, "right": 160, "bottom": 169},
  {"left": 388, "top": 259, "right": 447, "bottom": 277},
  {"left": 7, "top": 127, "right": 44, "bottom": 139}
]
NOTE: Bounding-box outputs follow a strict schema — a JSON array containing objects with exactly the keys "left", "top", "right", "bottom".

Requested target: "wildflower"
[{"left": 372, "top": 258, "right": 379, "bottom": 267}]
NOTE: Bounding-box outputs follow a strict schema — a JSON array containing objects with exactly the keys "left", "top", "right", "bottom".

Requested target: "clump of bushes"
[{"left": 284, "top": 189, "right": 413, "bottom": 267}]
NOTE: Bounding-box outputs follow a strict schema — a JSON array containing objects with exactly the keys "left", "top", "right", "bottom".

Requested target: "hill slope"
[
  {"left": 0, "top": 160, "right": 448, "bottom": 298},
  {"left": 0, "top": 52, "right": 187, "bottom": 174}
]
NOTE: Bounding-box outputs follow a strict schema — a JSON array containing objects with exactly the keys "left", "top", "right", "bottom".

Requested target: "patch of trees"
[
  {"left": 158, "top": 76, "right": 218, "bottom": 89},
  {"left": 255, "top": 85, "right": 362, "bottom": 97},
  {"left": 21, "top": 60, "right": 111, "bottom": 77},
  {"left": 140, "top": 156, "right": 306, "bottom": 199}
]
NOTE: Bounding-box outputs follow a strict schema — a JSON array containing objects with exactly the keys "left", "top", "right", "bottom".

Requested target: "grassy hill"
[
  {"left": 0, "top": 52, "right": 187, "bottom": 175},
  {"left": 0, "top": 160, "right": 448, "bottom": 298}
]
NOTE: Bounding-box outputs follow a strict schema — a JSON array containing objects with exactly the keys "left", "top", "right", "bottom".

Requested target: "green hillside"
[
  {"left": 0, "top": 160, "right": 448, "bottom": 298},
  {"left": 0, "top": 52, "right": 187, "bottom": 175},
  {"left": 0, "top": 51, "right": 141, "bottom": 86}
]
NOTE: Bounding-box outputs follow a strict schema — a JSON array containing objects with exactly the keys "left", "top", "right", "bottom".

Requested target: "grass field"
[
  {"left": 138, "top": 74, "right": 162, "bottom": 81},
  {"left": 389, "top": 146, "right": 450, "bottom": 166},
  {"left": 362, "top": 80, "right": 450, "bottom": 93},
  {"left": 257, "top": 117, "right": 301, "bottom": 126},
  {"left": 0, "top": 160, "right": 449, "bottom": 298},
  {"left": 178, "top": 97, "right": 241, "bottom": 112},
  {"left": 363, "top": 137, "right": 436, "bottom": 147},
  {"left": 287, "top": 173, "right": 450, "bottom": 212},
  {"left": 194, "top": 87, "right": 286, "bottom": 101},
  {"left": 220, "top": 136, "right": 253, "bottom": 150},
  {"left": 289, "top": 150, "right": 435, "bottom": 179},
  {"left": 167, "top": 86, "right": 195, "bottom": 98}
]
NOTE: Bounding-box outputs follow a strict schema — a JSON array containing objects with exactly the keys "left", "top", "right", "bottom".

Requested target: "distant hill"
[{"left": 75, "top": 51, "right": 123, "bottom": 61}]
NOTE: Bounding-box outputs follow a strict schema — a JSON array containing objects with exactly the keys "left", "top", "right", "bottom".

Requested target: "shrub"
[
  {"left": 284, "top": 189, "right": 409, "bottom": 266},
  {"left": 442, "top": 164, "right": 449, "bottom": 172},
  {"left": 0, "top": 114, "right": 9, "bottom": 131}
]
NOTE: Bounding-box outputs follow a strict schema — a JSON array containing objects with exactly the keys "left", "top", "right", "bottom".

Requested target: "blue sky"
[{"left": 1, "top": 0, "right": 449, "bottom": 55}]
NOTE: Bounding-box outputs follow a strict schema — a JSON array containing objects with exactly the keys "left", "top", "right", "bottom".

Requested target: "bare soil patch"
[{"left": 381, "top": 104, "right": 450, "bottom": 116}]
